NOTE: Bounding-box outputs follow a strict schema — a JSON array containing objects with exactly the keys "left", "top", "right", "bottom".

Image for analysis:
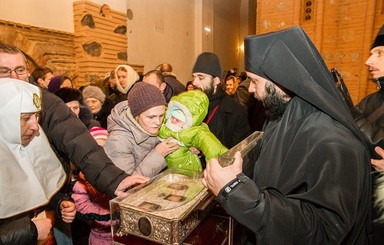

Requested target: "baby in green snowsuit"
[{"left": 158, "top": 90, "right": 227, "bottom": 172}]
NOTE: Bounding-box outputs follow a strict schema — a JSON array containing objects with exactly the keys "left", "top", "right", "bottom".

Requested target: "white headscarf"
[
  {"left": 0, "top": 78, "right": 66, "bottom": 219},
  {"left": 114, "top": 64, "right": 139, "bottom": 94}
]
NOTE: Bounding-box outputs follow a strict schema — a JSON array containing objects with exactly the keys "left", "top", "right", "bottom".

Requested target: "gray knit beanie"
[
  {"left": 192, "top": 52, "right": 222, "bottom": 78},
  {"left": 128, "top": 82, "right": 166, "bottom": 117},
  {"left": 82, "top": 85, "right": 106, "bottom": 103}
]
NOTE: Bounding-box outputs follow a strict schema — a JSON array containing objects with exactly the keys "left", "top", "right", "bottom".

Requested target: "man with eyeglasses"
[
  {"left": 0, "top": 66, "right": 27, "bottom": 77},
  {"left": 0, "top": 42, "right": 149, "bottom": 242},
  {"left": 191, "top": 52, "right": 250, "bottom": 149}
]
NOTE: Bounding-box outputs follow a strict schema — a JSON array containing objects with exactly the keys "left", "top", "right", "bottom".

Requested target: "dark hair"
[
  {"left": 31, "top": 67, "right": 53, "bottom": 81},
  {"left": 239, "top": 71, "right": 247, "bottom": 82},
  {"left": 0, "top": 42, "right": 22, "bottom": 55},
  {"left": 143, "top": 70, "right": 165, "bottom": 85},
  {"left": 55, "top": 87, "right": 83, "bottom": 104},
  {"left": 185, "top": 81, "right": 193, "bottom": 90},
  {"left": 0, "top": 42, "right": 29, "bottom": 69},
  {"left": 102, "top": 70, "right": 115, "bottom": 84},
  {"left": 224, "top": 68, "right": 237, "bottom": 80}
]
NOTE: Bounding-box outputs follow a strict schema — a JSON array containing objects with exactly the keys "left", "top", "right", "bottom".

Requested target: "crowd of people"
[{"left": 1, "top": 24, "right": 384, "bottom": 245}]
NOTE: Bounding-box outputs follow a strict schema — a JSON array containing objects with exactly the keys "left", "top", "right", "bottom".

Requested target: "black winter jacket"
[
  {"left": 0, "top": 89, "right": 114, "bottom": 244},
  {"left": 3, "top": 82, "right": 126, "bottom": 244},
  {"left": 0, "top": 212, "right": 37, "bottom": 244},
  {"left": 0, "top": 192, "right": 68, "bottom": 244},
  {"left": 40, "top": 89, "right": 128, "bottom": 195},
  {"left": 206, "top": 88, "right": 251, "bottom": 148},
  {"left": 93, "top": 97, "right": 114, "bottom": 129},
  {"left": 163, "top": 72, "right": 185, "bottom": 95},
  {"left": 355, "top": 80, "right": 384, "bottom": 158}
]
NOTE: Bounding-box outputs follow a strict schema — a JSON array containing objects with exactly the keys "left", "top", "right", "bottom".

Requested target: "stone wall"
[
  {"left": 0, "top": 19, "right": 77, "bottom": 81},
  {"left": 1, "top": 0, "right": 383, "bottom": 98},
  {"left": 73, "top": 1, "right": 143, "bottom": 87},
  {"left": 0, "top": 1, "right": 143, "bottom": 88}
]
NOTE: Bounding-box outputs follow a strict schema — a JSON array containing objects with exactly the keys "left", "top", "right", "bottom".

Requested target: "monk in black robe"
[{"left": 202, "top": 26, "right": 372, "bottom": 244}]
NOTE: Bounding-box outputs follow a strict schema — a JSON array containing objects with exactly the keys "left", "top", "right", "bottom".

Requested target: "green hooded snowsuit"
[{"left": 158, "top": 90, "right": 227, "bottom": 172}]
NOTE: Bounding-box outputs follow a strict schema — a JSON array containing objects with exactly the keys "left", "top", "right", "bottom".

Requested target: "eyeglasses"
[{"left": 0, "top": 66, "right": 28, "bottom": 78}]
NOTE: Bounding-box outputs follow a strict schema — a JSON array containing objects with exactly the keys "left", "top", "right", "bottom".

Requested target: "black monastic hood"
[{"left": 244, "top": 26, "right": 364, "bottom": 141}]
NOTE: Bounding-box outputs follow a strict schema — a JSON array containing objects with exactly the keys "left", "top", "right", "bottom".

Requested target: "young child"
[
  {"left": 158, "top": 90, "right": 227, "bottom": 172},
  {"left": 71, "top": 127, "right": 112, "bottom": 245}
]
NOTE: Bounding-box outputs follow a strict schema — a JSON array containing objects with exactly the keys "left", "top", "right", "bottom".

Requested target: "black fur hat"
[{"left": 55, "top": 87, "right": 83, "bottom": 103}]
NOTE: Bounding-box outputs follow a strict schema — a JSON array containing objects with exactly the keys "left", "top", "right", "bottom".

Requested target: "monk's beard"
[
  {"left": 193, "top": 79, "right": 215, "bottom": 98},
  {"left": 262, "top": 82, "right": 289, "bottom": 121}
]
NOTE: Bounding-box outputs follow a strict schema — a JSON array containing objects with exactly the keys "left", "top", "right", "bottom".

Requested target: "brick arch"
[
  {"left": 0, "top": 19, "right": 77, "bottom": 84},
  {"left": 8, "top": 34, "right": 47, "bottom": 71}
]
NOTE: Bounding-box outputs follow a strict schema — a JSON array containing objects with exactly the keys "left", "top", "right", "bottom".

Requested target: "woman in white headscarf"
[
  {"left": 110, "top": 64, "right": 140, "bottom": 104},
  {"left": 0, "top": 78, "right": 75, "bottom": 244}
]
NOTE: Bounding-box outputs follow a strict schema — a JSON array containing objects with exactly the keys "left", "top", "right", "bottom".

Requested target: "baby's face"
[{"left": 169, "top": 116, "right": 186, "bottom": 127}]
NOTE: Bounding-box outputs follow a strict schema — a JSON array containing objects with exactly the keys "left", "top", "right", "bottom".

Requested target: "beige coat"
[{"left": 104, "top": 101, "right": 166, "bottom": 177}]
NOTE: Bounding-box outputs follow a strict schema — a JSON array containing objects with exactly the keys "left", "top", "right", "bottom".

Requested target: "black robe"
[
  {"left": 215, "top": 26, "right": 372, "bottom": 244},
  {"left": 217, "top": 97, "right": 371, "bottom": 244}
]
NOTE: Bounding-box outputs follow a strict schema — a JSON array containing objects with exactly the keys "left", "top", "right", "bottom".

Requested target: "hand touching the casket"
[
  {"left": 202, "top": 151, "right": 243, "bottom": 196},
  {"left": 114, "top": 175, "right": 150, "bottom": 196}
]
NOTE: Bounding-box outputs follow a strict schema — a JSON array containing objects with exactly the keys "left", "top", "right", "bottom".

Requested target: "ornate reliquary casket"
[
  {"left": 110, "top": 169, "right": 214, "bottom": 244},
  {"left": 110, "top": 131, "right": 264, "bottom": 244}
]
